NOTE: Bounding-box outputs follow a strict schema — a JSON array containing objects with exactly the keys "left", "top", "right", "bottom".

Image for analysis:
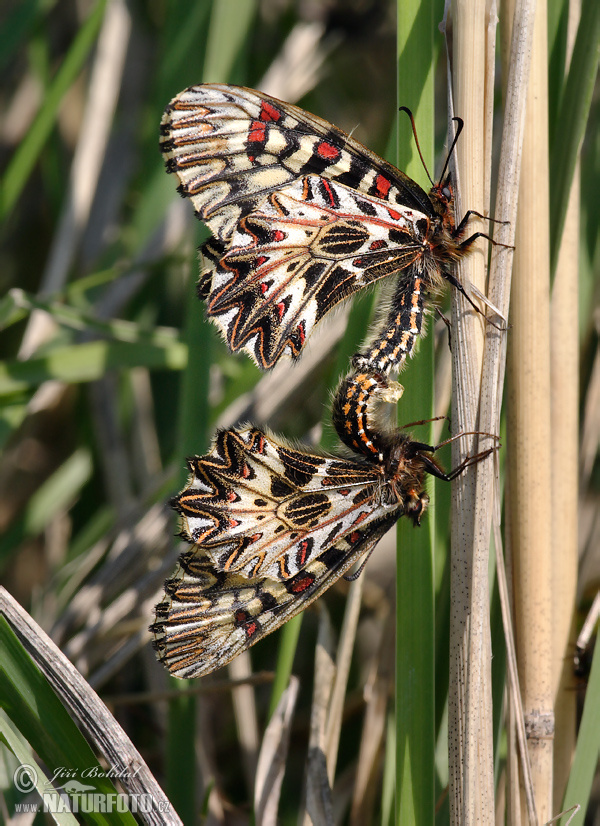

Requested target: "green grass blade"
[
  {"left": 0, "top": 709, "right": 79, "bottom": 825},
  {"left": 203, "top": 0, "right": 258, "bottom": 82},
  {"left": 0, "top": 618, "right": 136, "bottom": 825},
  {"left": 1, "top": 0, "right": 107, "bottom": 221},
  {"left": 549, "top": 0, "right": 600, "bottom": 274},
  {"left": 268, "top": 613, "right": 303, "bottom": 718},
  {"left": 0, "top": 449, "right": 92, "bottom": 571},
  {"left": 0, "top": 0, "right": 41, "bottom": 73},
  {"left": 559, "top": 637, "right": 600, "bottom": 824},
  {"left": 0, "top": 339, "right": 187, "bottom": 396},
  {"left": 395, "top": 0, "right": 436, "bottom": 823}
]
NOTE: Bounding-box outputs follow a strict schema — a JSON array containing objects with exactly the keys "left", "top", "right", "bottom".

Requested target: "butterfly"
[
  {"left": 160, "top": 84, "right": 487, "bottom": 370},
  {"left": 151, "top": 424, "right": 474, "bottom": 679}
]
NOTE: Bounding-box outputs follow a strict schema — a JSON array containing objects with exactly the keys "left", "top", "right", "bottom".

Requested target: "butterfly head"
[{"left": 380, "top": 434, "right": 436, "bottom": 525}]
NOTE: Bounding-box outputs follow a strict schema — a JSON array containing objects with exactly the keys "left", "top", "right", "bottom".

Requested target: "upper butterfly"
[{"left": 160, "top": 84, "right": 477, "bottom": 369}]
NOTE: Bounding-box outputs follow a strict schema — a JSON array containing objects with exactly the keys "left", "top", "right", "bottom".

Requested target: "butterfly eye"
[{"left": 442, "top": 186, "right": 451, "bottom": 200}]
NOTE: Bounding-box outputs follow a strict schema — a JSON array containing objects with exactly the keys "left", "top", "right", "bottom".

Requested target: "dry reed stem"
[
  {"left": 550, "top": 0, "right": 581, "bottom": 810},
  {"left": 19, "top": 0, "right": 132, "bottom": 359},
  {"left": 325, "top": 575, "right": 365, "bottom": 784},
  {"left": 448, "top": 0, "right": 495, "bottom": 819},
  {"left": 506, "top": 0, "right": 554, "bottom": 819},
  {"left": 302, "top": 605, "right": 336, "bottom": 826}
]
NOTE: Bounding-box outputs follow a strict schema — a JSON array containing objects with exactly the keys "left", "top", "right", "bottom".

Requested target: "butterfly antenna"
[
  {"left": 438, "top": 116, "right": 464, "bottom": 184},
  {"left": 399, "top": 106, "right": 435, "bottom": 188}
]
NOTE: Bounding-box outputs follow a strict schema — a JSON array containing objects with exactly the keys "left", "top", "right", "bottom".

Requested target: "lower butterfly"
[{"left": 152, "top": 424, "right": 489, "bottom": 679}]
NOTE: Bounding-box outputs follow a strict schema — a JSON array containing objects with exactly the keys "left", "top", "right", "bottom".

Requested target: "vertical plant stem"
[
  {"left": 551, "top": 0, "right": 580, "bottom": 811},
  {"left": 395, "top": 1, "right": 435, "bottom": 823},
  {"left": 506, "top": 0, "right": 554, "bottom": 819},
  {"left": 167, "top": 246, "right": 211, "bottom": 824},
  {"left": 447, "top": 0, "right": 496, "bottom": 820}
]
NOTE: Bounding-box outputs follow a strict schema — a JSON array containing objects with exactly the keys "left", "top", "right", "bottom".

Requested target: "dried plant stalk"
[
  {"left": 448, "top": 0, "right": 495, "bottom": 819},
  {"left": 550, "top": 0, "right": 581, "bottom": 811},
  {"left": 506, "top": 0, "right": 554, "bottom": 819}
]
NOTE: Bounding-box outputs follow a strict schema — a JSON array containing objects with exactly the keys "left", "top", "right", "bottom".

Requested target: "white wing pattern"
[{"left": 160, "top": 84, "right": 470, "bottom": 369}]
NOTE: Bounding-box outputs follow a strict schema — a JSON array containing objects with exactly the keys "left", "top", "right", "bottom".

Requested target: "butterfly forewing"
[
  {"left": 153, "top": 426, "right": 434, "bottom": 678},
  {"left": 160, "top": 84, "right": 434, "bottom": 241},
  {"left": 160, "top": 84, "right": 461, "bottom": 368}
]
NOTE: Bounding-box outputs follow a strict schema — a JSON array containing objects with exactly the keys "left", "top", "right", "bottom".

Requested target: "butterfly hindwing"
[
  {"left": 198, "top": 175, "right": 425, "bottom": 367},
  {"left": 152, "top": 514, "right": 396, "bottom": 679}
]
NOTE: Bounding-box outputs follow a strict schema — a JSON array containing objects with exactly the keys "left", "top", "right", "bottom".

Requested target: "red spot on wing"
[
  {"left": 229, "top": 519, "right": 241, "bottom": 528},
  {"left": 316, "top": 141, "right": 340, "bottom": 160},
  {"left": 296, "top": 321, "right": 306, "bottom": 345},
  {"left": 272, "top": 229, "right": 285, "bottom": 242},
  {"left": 321, "top": 179, "right": 336, "bottom": 207},
  {"left": 255, "top": 256, "right": 267, "bottom": 267},
  {"left": 290, "top": 574, "right": 315, "bottom": 593},
  {"left": 277, "top": 301, "right": 286, "bottom": 319},
  {"left": 348, "top": 531, "right": 361, "bottom": 544},
  {"left": 244, "top": 621, "right": 258, "bottom": 638},
  {"left": 388, "top": 208, "right": 401, "bottom": 221},
  {"left": 297, "top": 540, "right": 310, "bottom": 567},
  {"left": 248, "top": 121, "right": 266, "bottom": 143},
  {"left": 375, "top": 174, "right": 391, "bottom": 198},
  {"left": 369, "top": 239, "right": 387, "bottom": 251},
  {"left": 260, "top": 101, "right": 282, "bottom": 122},
  {"left": 241, "top": 464, "right": 251, "bottom": 478},
  {"left": 227, "top": 491, "right": 238, "bottom": 502}
]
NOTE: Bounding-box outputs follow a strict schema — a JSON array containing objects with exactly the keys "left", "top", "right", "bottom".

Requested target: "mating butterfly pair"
[{"left": 152, "top": 84, "right": 490, "bottom": 678}]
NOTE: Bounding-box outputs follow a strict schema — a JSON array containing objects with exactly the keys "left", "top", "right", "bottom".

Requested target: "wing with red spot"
[
  {"left": 153, "top": 496, "right": 397, "bottom": 679},
  {"left": 160, "top": 84, "right": 435, "bottom": 368},
  {"left": 160, "top": 83, "right": 434, "bottom": 241},
  {"left": 200, "top": 175, "right": 425, "bottom": 367}
]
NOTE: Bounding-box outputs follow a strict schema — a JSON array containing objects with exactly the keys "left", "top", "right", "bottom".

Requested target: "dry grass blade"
[
  {"left": 254, "top": 675, "right": 299, "bottom": 826},
  {"left": 19, "top": 0, "right": 132, "bottom": 359},
  {"left": 0, "top": 587, "right": 180, "bottom": 826},
  {"left": 301, "top": 604, "right": 336, "bottom": 826},
  {"left": 350, "top": 608, "right": 393, "bottom": 826},
  {"left": 325, "top": 576, "right": 365, "bottom": 784},
  {"left": 506, "top": 0, "right": 554, "bottom": 818},
  {"left": 229, "top": 653, "right": 260, "bottom": 796}
]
